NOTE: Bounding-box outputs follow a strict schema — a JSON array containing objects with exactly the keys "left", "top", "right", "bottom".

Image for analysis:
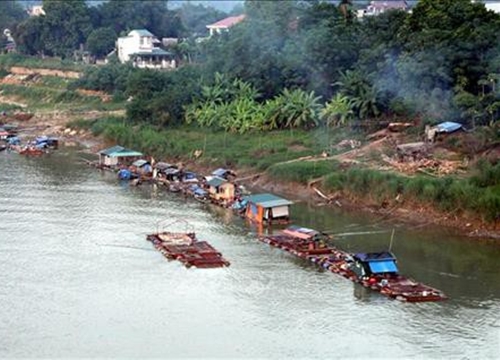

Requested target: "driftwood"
[
  {"left": 312, "top": 187, "right": 341, "bottom": 207},
  {"left": 388, "top": 122, "right": 413, "bottom": 132}
]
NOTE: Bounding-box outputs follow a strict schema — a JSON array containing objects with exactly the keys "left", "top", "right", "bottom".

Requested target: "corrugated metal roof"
[
  {"left": 212, "top": 168, "right": 229, "bottom": 177},
  {"left": 99, "top": 145, "right": 124, "bottom": 155},
  {"left": 132, "top": 159, "right": 150, "bottom": 167},
  {"left": 129, "top": 29, "right": 155, "bottom": 37},
  {"left": 436, "top": 121, "right": 463, "bottom": 133},
  {"left": 207, "top": 176, "right": 226, "bottom": 188},
  {"left": 244, "top": 193, "right": 293, "bottom": 208},
  {"left": 99, "top": 145, "right": 143, "bottom": 157}
]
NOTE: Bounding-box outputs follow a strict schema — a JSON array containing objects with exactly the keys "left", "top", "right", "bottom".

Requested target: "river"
[{"left": 0, "top": 148, "right": 499, "bottom": 358}]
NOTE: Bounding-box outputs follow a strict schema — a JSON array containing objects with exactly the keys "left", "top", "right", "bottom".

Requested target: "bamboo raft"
[
  {"left": 261, "top": 226, "right": 447, "bottom": 302},
  {"left": 146, "top": 220, "right": 230, "bottom": 269}
]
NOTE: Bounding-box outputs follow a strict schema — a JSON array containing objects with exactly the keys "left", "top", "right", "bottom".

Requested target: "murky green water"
[{"left": 1, "top": 149, "right": 499, "bottom": 358}]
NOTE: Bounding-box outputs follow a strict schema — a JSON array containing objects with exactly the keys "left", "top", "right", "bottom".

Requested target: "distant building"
[
  {"left": 27, "top": 5, "right": 45, "bottom": 16},
  {"left": 3, "top": 29, "right": 16, "bottom": 53},
  {"left": 116, "top": 29, "right": 176, "bottom": 70},
  {"left": 206, "top": 15, "right": 246, "bottom": 36},
  {"left": 357, "top": 1, "right": 409, "bottom": 18},
  {"left": 472, "top": 0, "right": 500, "bottom": 13}
]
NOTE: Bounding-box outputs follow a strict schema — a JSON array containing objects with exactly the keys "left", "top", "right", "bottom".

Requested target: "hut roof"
[
  {"left": 99, "top": 145, "right": 143, "bottom": 157},
  {"left": 244, "top": 193, "right": 293, "bottom": 208}
]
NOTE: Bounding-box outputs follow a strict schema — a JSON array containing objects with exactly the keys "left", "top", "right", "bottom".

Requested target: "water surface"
[{"left": 0, "top": 149, "right": 499, "bottom": 358}]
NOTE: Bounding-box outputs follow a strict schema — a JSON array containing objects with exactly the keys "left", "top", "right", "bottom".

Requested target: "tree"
[
  {"left": 0, "top": 1, "right": 27, "bottom": 31},
  {"left": 86, "top": 27, "right": 116, "bottom": 57},
  {"left": 41, "top": 0, "right": 92, "bottom": 58}
]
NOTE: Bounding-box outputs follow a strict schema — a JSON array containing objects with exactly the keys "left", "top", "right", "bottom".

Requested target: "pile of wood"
[{"left": 381, "top": 154, "right": 463, "bottom": 176}]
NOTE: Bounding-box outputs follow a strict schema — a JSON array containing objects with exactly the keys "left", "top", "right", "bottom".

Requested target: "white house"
[
  {"left": 27, "top": 5, "right": 45, "bottom": 17},
  {"left": 116, "top": 29, "right": 176, "bottom": 70},
  {"left": 357, "top": 1, "right": 409, "bottom": 18},
  {"left": 206, "top": 15, "right": 246, "bottom": 36}
]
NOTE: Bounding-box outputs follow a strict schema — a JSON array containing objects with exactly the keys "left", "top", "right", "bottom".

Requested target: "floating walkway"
[{"left": 261, "top": 226, "right": 447, "bottom": 302}]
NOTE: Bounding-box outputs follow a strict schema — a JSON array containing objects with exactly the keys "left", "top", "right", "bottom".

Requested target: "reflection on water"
[{"left": 0, "top": 149, "right": 499, "bottom": 359}]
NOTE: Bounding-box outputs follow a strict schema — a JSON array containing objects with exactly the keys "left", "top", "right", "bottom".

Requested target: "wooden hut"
[
  {"left": 243, "top": 193, "right": 293, "bottom": 224},
  {"left": 98, "top": 145, "right": 143, "bottom": 167},
  {"left": 206, "top": 176, "right": 235, "bottom": 205}
]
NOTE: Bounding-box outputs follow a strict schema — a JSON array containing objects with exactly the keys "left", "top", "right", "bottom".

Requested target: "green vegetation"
[{"left": 0, "top": 53, "right": 84, "bottom": 72}]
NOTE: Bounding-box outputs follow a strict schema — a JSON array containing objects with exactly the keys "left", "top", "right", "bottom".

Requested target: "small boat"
[
  {"left": 0, "top": 145, "right": 6, "bottom": 152},
  {"left": 146, "top": 219, "right": 230, "bottom": 268},
  {"left": 261, "top": 226, "right": 447, "bottom": 302}
]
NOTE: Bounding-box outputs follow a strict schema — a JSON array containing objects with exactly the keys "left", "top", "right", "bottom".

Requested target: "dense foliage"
[{"left": 28, "top": 0, "right": 496, "bottom": 133}]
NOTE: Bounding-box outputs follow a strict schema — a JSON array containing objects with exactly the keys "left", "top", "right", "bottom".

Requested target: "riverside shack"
[
  {"left": 206, "top": 176, "right": 235, "bottom": 205},
  {"left": 98, "top": 145, "right": 143, "bottom": 167},
  {"left": 243, "top": 193, "right": 293, "bottom": 224}
]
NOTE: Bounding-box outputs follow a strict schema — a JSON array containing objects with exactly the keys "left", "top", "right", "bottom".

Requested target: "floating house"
[
  {"left": 205, "top": 176, "right": 235, "bottom": 205},
  {"left": 131, "top": 159, "right": 153, "bottom": 175},
  {"left": 35, "top": 136, "right": 58, "bottom": 149},
  {"left": 243, "top": 193, "right": 293, "bottom": 224},
  {"left": 351, "top": 252, "right": 399, "bottom": 279},
  {"left": 98, "top": 145, "right": 143, "bottom": 167}
]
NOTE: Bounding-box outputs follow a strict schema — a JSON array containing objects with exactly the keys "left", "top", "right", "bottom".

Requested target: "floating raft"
[
  {"left": 146, "top": 231, "right": 230, "bottom": 269},
  {"left": 261, "top": 226, "right": 447, "bottom": 302}
]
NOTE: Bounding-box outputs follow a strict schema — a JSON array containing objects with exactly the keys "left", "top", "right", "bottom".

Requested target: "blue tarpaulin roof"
[
  {"left": 437, "top": 121, "right": 463, "bottom": 133},
  {"left": 368, "top": 260, "right": 399, "bottom": 274},
  {"left": 355, "top": 252, "right": 396, "bottom": 262}
]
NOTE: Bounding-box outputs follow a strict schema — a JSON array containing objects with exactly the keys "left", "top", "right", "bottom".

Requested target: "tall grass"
[{"left": 323, "top": 165, "right": 500, "bottom": 221}]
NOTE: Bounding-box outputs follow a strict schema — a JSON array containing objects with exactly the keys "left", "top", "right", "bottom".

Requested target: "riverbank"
[
  {"left": 3, "top": 104, "right": 498, "bottom": 242},
  {"left": 4, "top": 112, "right": 497, "bottom": 242}
]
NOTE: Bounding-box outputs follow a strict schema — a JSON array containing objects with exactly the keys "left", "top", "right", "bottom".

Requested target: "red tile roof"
[{"left": 206, "top": 15, "right": 246, "bottom": 29}]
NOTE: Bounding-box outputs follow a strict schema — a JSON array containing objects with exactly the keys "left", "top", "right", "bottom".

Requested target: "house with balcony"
[{"left": 116, "top": 29, "right": 176, "bottom": 70}]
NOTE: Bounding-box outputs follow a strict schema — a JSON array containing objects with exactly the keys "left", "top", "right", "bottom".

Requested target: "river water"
[{"left": 0, "top": 148, "right": 499, "bottom": 359}]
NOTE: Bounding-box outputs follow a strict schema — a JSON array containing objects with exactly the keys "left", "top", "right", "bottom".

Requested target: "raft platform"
[
  {"left": 146, "top": 222, "right": 230, "bottom": 269},
  {"left": 261, "top": 226, "right": 447, "bottom": 302}
]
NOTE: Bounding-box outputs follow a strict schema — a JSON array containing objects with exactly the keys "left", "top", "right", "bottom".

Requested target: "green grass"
[
  {"left": 0, "top": 53, "right": 85, "bottom": 72},
  {"left": 0, "top": 102, "right": 25, "bottom": 113}
]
